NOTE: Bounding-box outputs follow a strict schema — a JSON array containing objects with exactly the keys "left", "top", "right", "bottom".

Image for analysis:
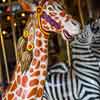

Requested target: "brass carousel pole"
[
  {"left": 86, "top": 0, "right": 93, "bottom": 18},
  {"left": 77, "top": 0, "right": 85, "bottom": 27},
  {"left": 8, "top": 0, "right": 17, "bottom": 61},
  {"left": 0, "top": 24, "right": 10, "bottom": 83},
  {"left": 0, "top": 60, "right": 2, "bottom": 84},
  {"left": 66, "top": 40, "right": 71, "bottom": 67}
]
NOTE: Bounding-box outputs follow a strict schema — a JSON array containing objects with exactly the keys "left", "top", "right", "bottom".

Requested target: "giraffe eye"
[{"left": 48, "top": 6, "right": 54, "bottom": 11}]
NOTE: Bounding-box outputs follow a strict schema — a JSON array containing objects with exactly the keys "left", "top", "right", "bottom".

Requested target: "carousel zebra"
[{"left": 42, "top": 18, "right": 100, "bottom": 100}]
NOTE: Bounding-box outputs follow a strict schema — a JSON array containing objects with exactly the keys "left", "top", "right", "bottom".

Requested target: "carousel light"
[
  {"left": 21, "top": 13, "right": 26, "bottom": 17},
  {"left": 2, "top": 30, "right": 7, "bottom": 35},
  {"left": 14, "top": 22, "right": 17, "bottom": 27},
  {"left": 2, "top": 0, "right": 6, "bottom": 3},
  {"left": 7, "top": 16, "right": 11, "bottom": 21}
]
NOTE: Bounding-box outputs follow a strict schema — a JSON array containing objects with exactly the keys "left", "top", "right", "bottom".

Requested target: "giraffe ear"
[{"left": 18, "top": 0, "right": 32, "bottom": 12}]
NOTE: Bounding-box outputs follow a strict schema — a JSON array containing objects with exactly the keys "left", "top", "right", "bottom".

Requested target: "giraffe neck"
[
  {"left": 3, "top": 29, "right": 49, "bottom": 100},
  {"left": 28, "top": 28, "right": 49, "bottom": 74}
]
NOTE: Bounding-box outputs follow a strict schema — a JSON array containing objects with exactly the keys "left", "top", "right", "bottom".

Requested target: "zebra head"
[
  {"left": 90, "top": 17, "right": 100, "bottom": 49},
  {"left": 73, "top": 17, "right": 100, "bottom": 45}
]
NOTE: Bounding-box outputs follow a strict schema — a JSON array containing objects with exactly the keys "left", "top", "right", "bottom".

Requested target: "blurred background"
[{"left": 0, "top": 0, "right": 100, "bottom": 90}]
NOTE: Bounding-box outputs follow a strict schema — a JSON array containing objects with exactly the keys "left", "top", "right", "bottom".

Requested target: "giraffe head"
[{"left": 18, "top": 0, "right": 81, "bottom": 40}]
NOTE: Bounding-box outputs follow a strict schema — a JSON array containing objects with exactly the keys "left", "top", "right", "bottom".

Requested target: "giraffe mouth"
[{"left": 63, "top": 29, "right": 73, "bottom": 39}]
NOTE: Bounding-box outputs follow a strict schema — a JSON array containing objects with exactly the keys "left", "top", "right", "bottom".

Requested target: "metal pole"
[
  {"left": 86, "top": 0, "right": 93, "bottom": 18},
  {"left": 77, "top": 0, "right": 85, "bottom": 27},
  {"left": 0, "top": 60, "right": 2, "bottom": 84},
  {"left": 0, "top": 25, "right": 10, "bottom": 83},
  {"left": 66, "top": 40, "right": 71, "bottom": 67},
  {"left": 8, "top": 0, "right": 17, "bottom": 61}
]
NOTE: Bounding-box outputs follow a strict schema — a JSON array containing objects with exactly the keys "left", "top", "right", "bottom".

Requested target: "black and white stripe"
[{"left": 42, "top": 19, "right": 100, "bottom": 100}]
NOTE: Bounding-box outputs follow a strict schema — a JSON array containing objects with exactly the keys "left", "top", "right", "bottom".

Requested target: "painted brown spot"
[
  {"left": 34, "top": 49, "right": 40, "bottom": 57},
  {"left": 49, "top": 12, "right": 56, "bottom": 16},
  {"left": 36, "top": 39, "right": 42, "bottom": 47},
  {"left": 17, "top": 65, "right": 21, "bottom": 73},
  {"left": 40, "top": 48, "right": 47, "bottom": 53},
  {"left": 44, "top": 25, "right": 50, "bottom": 30},
  {"left": 36, "top": 31, "right": 42, "bottom": 37},
  {"left": 27, "top": 87, "right": 37, "bottom": 98},
  {"left": 10, "top": 80, "right": 17, "bottom": 92},
  {"left": 17, "top": 75, "right": 21, "bottom": 84},
  {"left": 29, "top": 99, "right": 35, "bottom": 100},
  {"left": 41, "top": 64, "right": 46, "bottom": 69},
  {"left": 30, "top": 68, "right": 34, "bottom": 73},
  {"left": 29, "top": 79, "right": 39, "bottom": 86},
  {"left": 36, "top": 88, "right": 44, "bottom": 97},
  {"left": 31, "top": 71, "right": 40, "bottom": 77},
  {"left": 8, "top": 93, "right": 14, "bottom": 100},
  {"left": 41, "top": 55, "right": 47, "bottom": 62},
  {"left": 40, "top": 80, "right": 45, "bottom": 86},
  {"left": 16, "top": 87, "right": 22, "bottom": 96},
  {"left": 44, "top": 40, "right": 48, "bottom": 43},
  {"left": 32, "top": 58, "right": 37, "bottom": 65},
  {"left": 4, "top": 98, "right": 6, "bottom": 100},
  {"left": 44, "top": 35, "right": 48, "bottom": 39},
  {"left": 35, "top": 61, "right": 40, "bottom": 69},
  {"left": 22, "top": 75, "right": 28, "bottom": 87},
  {"left": 43, "top": 70, "right": 47, "bottom": 76},
  {"left": 42, "top": 19, "right": 47, "bottom": 25},
  {"left": 44, "top": 45, "right": 48, "bottom": 48}
]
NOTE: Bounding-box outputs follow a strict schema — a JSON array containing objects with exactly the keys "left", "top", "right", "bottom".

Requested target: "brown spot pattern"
[
  {"left": 17, "top": 75, "right": 21, "bottom": 84},
  {"left": 40, "top": 80, "right": 45, "bottom": 86},
  {"left": 44, "top": 35, "right": 48, "bottom": 39},
  {"left": 35, "top": 61, "right": 40, "bottom": 69},
  {"left": 21, "top": 75, "right": 28, "bottom": 87},
  {"left": 17, "top": 65, "right": 21, "bottom": 73},
  {"left": 29, "top": 99, "right": 35, "bottom": 100},
  {"left": 27, "top": 87, "right": 37, "bottom": 98},
  {"left": 36, "top": 88, "right": 44, "bottom": 97},
  {"left": 44, "top": 45, "right": 48, "bottom": 48},
  {"left": 8, "top": 93, "right": 14, "bottom": 100},
  {"left": 36, "top": 39, "right": 42, "bottom": 47},
  {"left": 34, "top": 49, "right": 40, "bottom": 57},
  {"left": 31, "top": 71, "right": 40, "bottom": 77},
  {"left": 41, "top": 55, "right": 47, "bottom": 62},
  {"left": 43, "top": 70, "right": 47, "bottom": 76},
  {"left": 40, "top": 48, "right": 47, "bottom": 53},
  {"left": 36, "top": 31, "right": 42, "bottom": 37},
  {"left": 16, "top": 87, "right": 22, "bottom": 96},
  {"left": 32, "top": 58, "right": 37, "bottom": 65},
  {"left": 30, "top": 68, "right": 34, "bottom": 73},
  {"left": 41, "top": 64, "right": 46, "bottom": 69},
  {"left": 29, "top": 79, "right": 39, "bottom": 86},
  {"left": 10, "top": 80, "right": 17, "bottom": 92}
]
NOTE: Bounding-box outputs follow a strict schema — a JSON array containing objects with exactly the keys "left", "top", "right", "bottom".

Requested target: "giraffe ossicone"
[{"left": 3, "top": 0, "right": 80, "bottom": 100}]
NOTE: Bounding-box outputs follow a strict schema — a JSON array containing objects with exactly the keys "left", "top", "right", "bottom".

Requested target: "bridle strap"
[{"left": 36, "top": 6, "right": 49, "bottom": 36}]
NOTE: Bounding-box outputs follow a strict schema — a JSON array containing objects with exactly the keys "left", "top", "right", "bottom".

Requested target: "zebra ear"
[{"left": 87, "top": 18, "right": 94, "bottom": 25}]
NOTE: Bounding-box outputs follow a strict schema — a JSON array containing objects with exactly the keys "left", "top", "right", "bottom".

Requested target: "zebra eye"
[{"left": 71, "top": 20, "right": 77, "bottom": 26}]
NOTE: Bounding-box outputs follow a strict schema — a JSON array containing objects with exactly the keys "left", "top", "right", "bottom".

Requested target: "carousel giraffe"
[{"left": 3, "top": 0, "right": 80, "bottom": 100}]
